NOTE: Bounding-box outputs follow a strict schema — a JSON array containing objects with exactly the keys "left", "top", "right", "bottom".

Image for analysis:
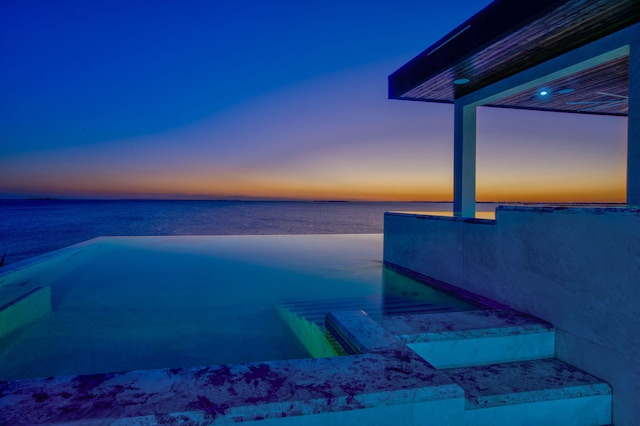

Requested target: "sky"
[{"left": 0, "top": 0, "right": 628, "bottom": 202}]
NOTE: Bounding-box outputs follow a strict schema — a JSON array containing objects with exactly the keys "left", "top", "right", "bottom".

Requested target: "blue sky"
[{"left": 0, "top": 0, "right": 628, "bottom": 201}]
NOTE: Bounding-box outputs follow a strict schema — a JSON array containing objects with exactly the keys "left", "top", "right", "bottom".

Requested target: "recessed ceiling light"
[
  {"left": 539, "top": 90, "right": 549, "bottom": 96},
  {"left": 453, "top": 78, "right": 470, "bottom": 85},
  {"left": 558, "top": 88, "right": 575, "bottom": 94}
]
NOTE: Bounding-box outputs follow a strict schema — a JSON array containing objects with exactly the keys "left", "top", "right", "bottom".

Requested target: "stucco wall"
[{"left": 383, "top": 206, "right": 640, "bottom": 425}]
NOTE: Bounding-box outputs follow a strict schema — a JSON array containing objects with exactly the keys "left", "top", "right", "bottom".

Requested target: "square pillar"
[
  {"left": 453, "top": 101, "right": 477, "bottom": 216},
  {"left": 628, "top": 38, "right": 640, "bottom": 205}
]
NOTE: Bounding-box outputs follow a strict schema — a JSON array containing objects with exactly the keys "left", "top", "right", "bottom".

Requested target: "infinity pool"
[{"left": 0, "top": 234, "right": 475, "bottom": 381}]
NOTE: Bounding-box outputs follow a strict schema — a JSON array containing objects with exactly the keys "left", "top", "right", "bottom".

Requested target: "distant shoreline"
[{"left": 7, "top": 199, "right": 626, "bottom": 205}]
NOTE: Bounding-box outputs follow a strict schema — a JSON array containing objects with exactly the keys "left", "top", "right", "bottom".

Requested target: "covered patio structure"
[
  {"left": 385, "top": 0, "right": 640, "bottom": 424},
  {"left": 389, "top": 0, "right": 639, "bottom": 216}
]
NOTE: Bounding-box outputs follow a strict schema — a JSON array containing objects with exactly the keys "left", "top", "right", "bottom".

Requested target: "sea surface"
[{"left": 0, "top": 199, "right": 498, "bottom": 267}]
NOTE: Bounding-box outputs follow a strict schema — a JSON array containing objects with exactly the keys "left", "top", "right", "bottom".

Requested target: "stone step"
[
  {"left": 443, "top": 358, "right": 612, "bottom": 426},
  {"left": 325, "top": 311, "right": 611, "bottom": 425},
  {"left": 379, "top": 309, "right": 556, "bottom": 368}
]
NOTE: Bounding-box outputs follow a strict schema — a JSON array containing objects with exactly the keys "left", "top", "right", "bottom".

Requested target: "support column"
[
  {"left": 453, "top": 101, "right": 477, "bottom": 216},
  {"left": 628, "top": 38, "right": 640, "bottom": 205}
]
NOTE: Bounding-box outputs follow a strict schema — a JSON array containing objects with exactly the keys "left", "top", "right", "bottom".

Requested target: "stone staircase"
[
  {"left": 379, "top": 309, "right": 556, "bottom": 368},
  {"left": 378, "top": 309, "right": 611, "bottom": 425},
  {"left": 285, "top": 304, "right": 612, "bottom": 425}
]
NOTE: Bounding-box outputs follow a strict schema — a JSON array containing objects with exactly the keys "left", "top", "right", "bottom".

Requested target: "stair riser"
[
  {"left": 464, "top": 394, "right": 611, "bottom": 426},
  {"left": 408, "top": 331, "right": 555, "bottom": 368}
]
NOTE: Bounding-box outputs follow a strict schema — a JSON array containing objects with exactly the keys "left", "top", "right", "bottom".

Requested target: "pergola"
[{"left": 389, "top": 0, "right": 640, "bottom": 216}]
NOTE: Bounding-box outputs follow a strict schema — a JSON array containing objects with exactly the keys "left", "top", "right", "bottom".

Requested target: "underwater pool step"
[
  {"left": 279, "top": 307, "right": 462, "bottom": 327},
  {"left": 380, "top": 303, "right": 462, "bottom": 316},
  {"left": 278, "top": 296, "right": 465, "bottom": 326},
  {"left": 443, "top": 358, "right": 612, "bottom": 426},
  {"left": 380, "top": 309, "right": 556, "bottom": 368},
  {"left": 277, "top": 299, "right": 378, "bottom": 326}
]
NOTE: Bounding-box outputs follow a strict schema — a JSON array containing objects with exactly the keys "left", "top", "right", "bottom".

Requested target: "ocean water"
[{"left": 0, "top": 199, "right": 499, "bottom": 267}]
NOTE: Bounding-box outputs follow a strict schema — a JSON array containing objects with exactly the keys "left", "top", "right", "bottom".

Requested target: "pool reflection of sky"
[
  {"left": 0, "top": 0, "right": 627, "bottom": 202},
  {"left": 0, "top": 234, "right": 414, "bottom": 378}
]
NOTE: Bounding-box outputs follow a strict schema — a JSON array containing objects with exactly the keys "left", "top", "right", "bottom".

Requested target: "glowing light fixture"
[
  {"left": 539, "top": 90, "right": 549, "bottom": 96},
  {"left": 453, "top": 78, "right": 470, "bottom": 85}
]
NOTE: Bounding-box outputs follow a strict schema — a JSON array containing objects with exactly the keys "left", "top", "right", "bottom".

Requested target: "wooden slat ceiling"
[
  {"left": 490, "top": 56, "right": 628, "bottom": 115},
  {"left": 389, "top": 0, "right": 640, "bottom": 116}
]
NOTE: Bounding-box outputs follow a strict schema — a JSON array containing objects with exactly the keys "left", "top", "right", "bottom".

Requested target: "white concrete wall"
[{"left": 384, "top": 206, "right": 640, "bottom": 425}]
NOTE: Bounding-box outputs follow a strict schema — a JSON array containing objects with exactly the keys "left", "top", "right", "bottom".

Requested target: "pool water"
[{"left": 0, "top": 234, "right": 475, "bottom": 381}]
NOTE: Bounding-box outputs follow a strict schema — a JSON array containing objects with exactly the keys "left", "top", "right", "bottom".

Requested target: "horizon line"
[{"left": 0, "top": 197, "right": 627, "bottom": 205}]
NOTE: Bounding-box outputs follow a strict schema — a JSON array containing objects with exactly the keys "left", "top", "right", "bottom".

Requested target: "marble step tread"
[
  {"left": 378, "top": 309, "right": 553, "bottom": 343},
  {"left": 442, "top": 358, "right": 611, "bottom": 410}
]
